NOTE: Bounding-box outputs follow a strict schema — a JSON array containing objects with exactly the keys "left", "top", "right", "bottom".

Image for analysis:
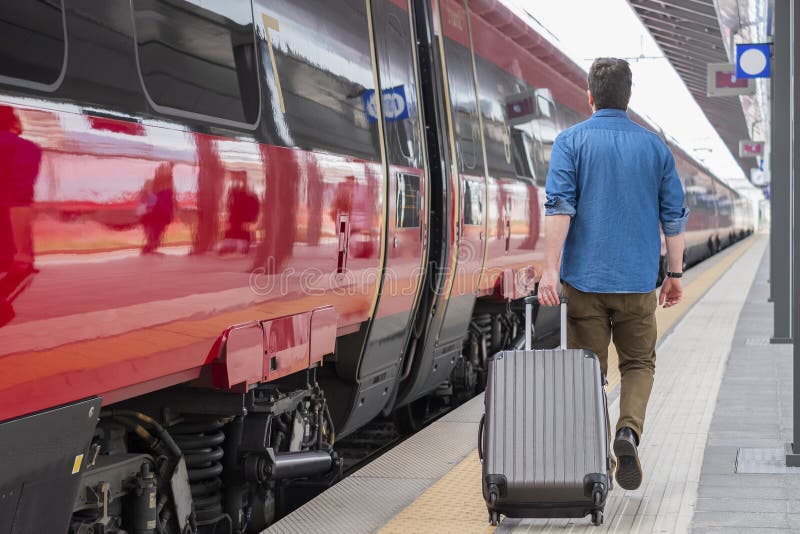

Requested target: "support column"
[
  {"left": 787, "top": 0, "right": 800, "bottom": 466},
  {"left": 772, "top": 0, "right": 792, "bottom": 344}
]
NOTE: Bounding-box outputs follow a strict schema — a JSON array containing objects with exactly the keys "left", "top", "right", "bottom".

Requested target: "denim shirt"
[{"left": 545, "top": 108, "right": 689, "bottom": 293}]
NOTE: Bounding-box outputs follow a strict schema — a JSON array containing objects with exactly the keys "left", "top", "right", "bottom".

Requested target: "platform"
[{"left": 267, "top": 233, "right": 800, "bottom": 533}]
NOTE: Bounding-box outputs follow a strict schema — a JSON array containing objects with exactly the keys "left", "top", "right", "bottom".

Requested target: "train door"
[
  {"left": 722, "top": 188, "right": 735, "bottom": 246},
  {"left": 251, "top": 0, "right": 413, "bottom": 439},
  {"left": 392, "top": 0, "right": 488, "bottom": 412},
  {"left": 530, "top": 89, "right": 558, "bottom": 181},
  {"left": 428, "top": 0, "right": 487, "bottom": 384},
  {"left": 371, "top": 0, "right": 428, "bottom": 334},
  {"left": 709, "top": 180, "right": 723, "bottom": 252},
  {"left": 674, "top": 156, "right": 702, "bottom": 263},
  {"left": 333, "top": 0, "right": 431, "bottom": 435}
]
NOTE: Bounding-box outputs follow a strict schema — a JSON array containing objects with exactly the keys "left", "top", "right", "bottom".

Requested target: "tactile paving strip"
[
  {"left": 380, "top": 450, "right": 490, "bottom": 534},
  {"left": 265, "top": 477, "right": 431, "bottom": 534}
]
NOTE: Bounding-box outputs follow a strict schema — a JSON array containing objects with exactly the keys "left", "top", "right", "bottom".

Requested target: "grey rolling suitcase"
[{"left": 479, "top": 295, "right": 610, "bottom": 526}]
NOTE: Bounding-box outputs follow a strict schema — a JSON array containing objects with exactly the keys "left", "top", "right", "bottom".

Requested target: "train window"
[
  {"left": 474, "top": 55, "right": 525, "bottom": 180},
  {"left": 0, "top": 0, "right": 66, "bottom": 89},
  {"left": 511, "top": 130, "right": 535, "bottom": 180},
  {"left": 373, "top": 0, "right": 422, "bottom": 169},
  {"left": 463, "top": 180, "right": 484, "bottom": 226},
  {"left": 131, "top": 0, "right": 260, "bottom": 125},
  {"left": 251, "top": 0, "right": 381, "bottom": 160},
  {"left": 442, "top": 35, "right": 483, "bottom": 175},
  {"left": 396, "top": 173, "right": 421, "bottom": 228},
  {"left": 537, "top": 95, "right": 552, "bottom": 119}
]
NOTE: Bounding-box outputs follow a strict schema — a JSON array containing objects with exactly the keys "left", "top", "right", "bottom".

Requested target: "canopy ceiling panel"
[{"left": 629, "top": 0, "right": 752, "bottom": 174}]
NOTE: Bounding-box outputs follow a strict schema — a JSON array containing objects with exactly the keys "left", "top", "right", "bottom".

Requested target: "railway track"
[{"left": 337, "top": 419, "right": 402, "bottom": 474}]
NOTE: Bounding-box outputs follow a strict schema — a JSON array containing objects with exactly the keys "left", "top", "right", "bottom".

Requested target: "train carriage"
[{"left": 0, "top": 1, "right": 751, "bottom": 532}]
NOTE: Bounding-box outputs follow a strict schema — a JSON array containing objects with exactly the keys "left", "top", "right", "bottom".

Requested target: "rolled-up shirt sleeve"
[
  {"left": 544, "top": 133, "right": 577, "bottom": 217},
  {"left": 659, "top": 150, "right": 690, "bottom": 237}
]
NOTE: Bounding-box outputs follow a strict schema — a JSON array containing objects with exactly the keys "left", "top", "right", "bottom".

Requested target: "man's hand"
[
  {"left": 538, "top": 267, "right": 560, "bottom": 307},
  {"left": 540, "top": 214, "right": 571, "bottom": 307},
  {"left": 659, "top": 277, "right": 682, "bottom": 308}
]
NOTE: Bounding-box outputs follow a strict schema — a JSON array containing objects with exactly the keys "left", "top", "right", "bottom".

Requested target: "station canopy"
[{"left": 629, "top": 0, "right": 754, "bottom": 176}]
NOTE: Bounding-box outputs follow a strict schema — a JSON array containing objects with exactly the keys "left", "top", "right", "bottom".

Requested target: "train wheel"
[
  {"left": 394, "top": 396, "right": 430, "bottom": 435},
  {"left": 476, "top": 368, "right": 487, "bottom": 393},
  {"left": 452, "top": 357, "right": 478, "bottom": 404}
]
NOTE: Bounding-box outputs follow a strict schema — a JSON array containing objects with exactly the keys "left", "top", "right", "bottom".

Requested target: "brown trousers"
[{"left": 563, "top": 282, "right": 657, "bottom": 440}]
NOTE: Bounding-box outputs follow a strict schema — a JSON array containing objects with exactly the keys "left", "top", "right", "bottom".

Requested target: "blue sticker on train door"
[{"left": 363, "top": 85, "right": 410, "bottom": 123}]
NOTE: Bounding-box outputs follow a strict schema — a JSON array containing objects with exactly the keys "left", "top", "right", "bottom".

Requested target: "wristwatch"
[{"left": 666, "top": 271, "right": 683, "bottom": 279}]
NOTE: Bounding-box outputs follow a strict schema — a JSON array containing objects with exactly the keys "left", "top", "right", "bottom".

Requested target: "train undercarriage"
[
  {"left": 64, "top": 301, "right": 530, "bottom": 534},
  {"left": 68, "top": 374, "right": 338, "bottom": 534}
]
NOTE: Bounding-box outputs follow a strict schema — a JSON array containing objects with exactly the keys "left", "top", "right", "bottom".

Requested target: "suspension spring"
[{"left": 170, "top": 418, "right": 228, "bottom": 530}]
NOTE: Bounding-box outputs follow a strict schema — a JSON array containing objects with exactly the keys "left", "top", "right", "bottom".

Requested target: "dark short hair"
[{"left": 588, "top": 58, "right": 632, "bottom": 110}]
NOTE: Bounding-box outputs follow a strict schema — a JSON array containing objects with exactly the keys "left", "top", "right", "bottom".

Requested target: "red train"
[{"left": 0, "top": 1, "right": 752, "bottom": 532}]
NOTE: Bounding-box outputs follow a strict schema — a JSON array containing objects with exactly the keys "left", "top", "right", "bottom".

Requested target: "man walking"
[{"left": 537, "top": 58, "right": 688, "bottom": 491}]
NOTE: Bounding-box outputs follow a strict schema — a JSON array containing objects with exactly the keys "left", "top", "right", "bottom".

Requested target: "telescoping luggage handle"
[{"left": 523, "top": 294, "right": 569, "bottom": 351}]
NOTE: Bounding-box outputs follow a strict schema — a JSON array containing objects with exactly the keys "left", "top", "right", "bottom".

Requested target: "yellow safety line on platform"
[{"left": 379, "top": 236, "right": 758, "bottom": 534}]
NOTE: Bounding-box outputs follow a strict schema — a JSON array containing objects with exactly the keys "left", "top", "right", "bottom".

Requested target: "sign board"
[
  {"left": 739, "top": 140, "right": 765, "bottom": 158},
  {"left": 736, "top": 43, "right": 772, "bottom": 78},
  {"left": 363, "top": 85, "right": 411, "bottom": 123},
  {"left": 750, "top": 168, "right": 770, "bottom": 186},
  {"left": 707, "top": 63, "right": 755, "bottom": 96},
  {"left": 504, "top": 90, "right": 537, "bottom": 125},
  {"left": 503, "top": 89, "right": 556, "bottom": 125}
]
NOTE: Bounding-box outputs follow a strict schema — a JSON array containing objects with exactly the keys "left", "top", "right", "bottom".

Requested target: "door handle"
[{"left": 337, "top": 213, "right": 350, "bottom": 273}]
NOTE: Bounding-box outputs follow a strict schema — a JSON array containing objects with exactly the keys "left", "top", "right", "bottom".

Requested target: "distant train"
[{"left": 0, "top": 0, "right": 753, "bottom": 532}]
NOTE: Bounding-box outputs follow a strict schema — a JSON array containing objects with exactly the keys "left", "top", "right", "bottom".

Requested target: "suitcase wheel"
[
  {"left": 487, "top": 486, "right": 500, "bottom": 526},
  {"left": 592, "top": 483, "right": 605, "bottom": 506},
  {"left": 591, "top": 510, "right": 603, "bottom": 526},
  {"left": 489, "top": 510, "right": 500, "bottom": 526}
]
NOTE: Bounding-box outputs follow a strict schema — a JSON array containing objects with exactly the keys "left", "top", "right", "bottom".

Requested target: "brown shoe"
[{"left": 613, "top": 427, "right": 642, "bottom": 490}]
